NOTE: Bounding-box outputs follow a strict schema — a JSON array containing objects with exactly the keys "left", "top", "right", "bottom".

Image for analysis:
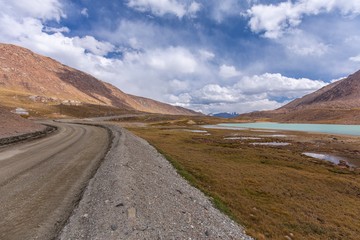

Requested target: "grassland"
[{"left": 117, "top": 117, "right": 360, "bottom": 239}]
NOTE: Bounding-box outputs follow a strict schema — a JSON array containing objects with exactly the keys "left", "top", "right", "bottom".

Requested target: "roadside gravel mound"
[
  {"left": 59, "top": 125, "right": 252, "bottom": 239},
  {"left": 0, "top": 107, "right": 45, "bottom": 139}
]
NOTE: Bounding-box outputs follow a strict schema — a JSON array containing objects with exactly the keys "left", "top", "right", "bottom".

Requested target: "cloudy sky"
[{"left": 0, "top": 0, "right": 360, "bottom": 113}]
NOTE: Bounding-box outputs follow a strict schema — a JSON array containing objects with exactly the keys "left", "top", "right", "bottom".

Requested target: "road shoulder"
[{"left": 59, "top": 124, "right": 251, "bottom": 239}]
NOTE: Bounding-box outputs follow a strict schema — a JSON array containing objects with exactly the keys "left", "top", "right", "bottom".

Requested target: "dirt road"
[{"left": 0, "top": 122, "right": 109, "bottom": 240}]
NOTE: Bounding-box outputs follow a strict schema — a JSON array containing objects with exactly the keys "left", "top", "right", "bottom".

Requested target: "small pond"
[{"left": 302, "top": 152, "right": 354, "bottom": 167}]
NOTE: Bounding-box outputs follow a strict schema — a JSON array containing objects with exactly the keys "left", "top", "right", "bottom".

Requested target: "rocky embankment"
[{"left": 0, "top": 107, "right": 52, "bottom": 145}]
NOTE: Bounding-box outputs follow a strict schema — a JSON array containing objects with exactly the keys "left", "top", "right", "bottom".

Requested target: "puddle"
[
  {"left": 251, "top": 142, "right": 290, "bottom": 146},
  {"left": 302, "top": 152, "right": 354, "bottom": 166},
  {"left": 179, "top": 129, "right": 209, "bottom": 133},
  {"left": 259, "top": 134, "right": 290, "bottom": 138},
  {"left": 224, "top": 137, "right": 262, "bottom": 140},
  {"left": 186, "top": 130, "right": 208, "bottom": 133}
]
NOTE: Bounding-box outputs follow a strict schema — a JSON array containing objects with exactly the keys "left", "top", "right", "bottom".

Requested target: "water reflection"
[
  {"left": 303, "top": 152, "right": 353, "bottom": 166},
  {"left": 251, "top": 142, "right": 290, "bottom": 146}
]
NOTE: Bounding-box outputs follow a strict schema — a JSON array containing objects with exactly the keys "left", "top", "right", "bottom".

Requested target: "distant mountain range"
[
  {"left": 209, "top": 112, "right": 240, "bottom": 118},
  {"left": 237, "top": 70, "right": 360, "bottom": 124},
  {"left": 0, "top": 43, "right": 198, "bottom": 117}
]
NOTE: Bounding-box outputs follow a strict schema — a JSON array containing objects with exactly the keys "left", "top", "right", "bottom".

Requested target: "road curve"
[{"left": 0, "top": 121, "right": 110, "bottom": 240}]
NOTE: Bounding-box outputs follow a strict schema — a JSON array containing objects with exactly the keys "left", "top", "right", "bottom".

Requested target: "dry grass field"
[
  {"left": 119, "top": 118, "right": 360, "bottom": 239},
  {"left": 0, "top": 88, "right": 136, "bottom": 118}
]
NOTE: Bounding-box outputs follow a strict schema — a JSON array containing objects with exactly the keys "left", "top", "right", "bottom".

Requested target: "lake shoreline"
[{"left": 204, "top": 122, "right": 360, "bottom": 137}]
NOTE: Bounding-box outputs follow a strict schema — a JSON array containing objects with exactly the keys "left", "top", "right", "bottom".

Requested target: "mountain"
[
  {"left": 0, "top": 43, "right": 198, "bottom": 117},
  {"left": 237, "top": 70, "right": 360, "bottom": 124},
  {"left": 209, "top": 112, "right": 240, "bottom": 118}
]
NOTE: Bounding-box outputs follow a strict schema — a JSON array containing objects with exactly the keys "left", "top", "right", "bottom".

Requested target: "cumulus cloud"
[
  {"left": 349, "top": 55, "right": 360, "bottom": 62},
  {"left": 127, "top": 0, "right": 201, "bottom": 18},
  {"left": 237, "top": 73, "right": 326, "bottom": 98},
  {"left": 248, "top": 0, "right": 360, "bottom": 39},
  {"left": 100, "top": 20, "right": 186, "bottom": 49},
  {"left": 194, "top": 99, "right": 283, "bottom": 115},
  {"left": 170, "top": 73, "right": 327, "bottom": 113},
  {"left": 0, "top": 0, "right": 65, "bottom": 22},
  {"left": 188, "top": 2, "right": 202, "bottom": 16},
  {"left": 219, "top": 64, "right": 241, "bottom": 79},
  {"left": 144, "top": 47, "right": 198, "bottom": 73},
  {"left": 72, "top": 36, "right": 115, "bottom": 56}
]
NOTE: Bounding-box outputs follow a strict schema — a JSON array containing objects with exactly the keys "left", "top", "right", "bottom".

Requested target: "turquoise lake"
[{"left": 214, "top": 122, "right": 360, "bottom": 136}]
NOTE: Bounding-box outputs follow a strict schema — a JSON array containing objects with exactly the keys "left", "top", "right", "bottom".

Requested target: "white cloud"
[
  {"left": 188, "top": 2, "right": 201, "bottom": 15},
  {"left": 194, "top": 99, "right": 283, "bottom": 115},
  {"left": 0, "top": 0, "right": 65, "bottom": 22},
  {"left": 349, "top": 54, "right": 360, "bottom": 62},
  {"left": 248, "top": 0, "right": 360, "bottom": 39},
  {"left": 170, "top": 72, "right": 327, "bottom": 113},
  {"left": 169, "top": 79, "right": 189, "bottom": 92},
  {"left": 280, "top": 30, "right": 329, "bottom": 57},
  {"left": 194, "top": 84, "right": 236, "bottom": 103},
  {"left": 43, "top": 26, "right": 70, "bottom": 33},
  {"left": 237, "top": 73, "right": 326, "bottom": 98},
  {"left": 100, "top": 20, "right": 182, "bottom": 49},
  {"left": 81, "top": 8, "right": 89, "bottom": 17},
  {"left": 142, "top": 47, "right": 198, "bottom": 74},
  {"left": 72, "top": 36, "right": 115, "bottom": 56},
  {"left": 198, "top": 49, "right": 215, "bottom": 60},
  {"left": 127, "top": 0, "right": 201, "bottom": 18},
  {"left": 219, "top": 64, "right": 241, "bottom": 79},
  {"left": 210, "top": 0, "right": 243, "bottom": 22},
  {"left": 287, "top": 41, "right": 328, "bottom": 57}
]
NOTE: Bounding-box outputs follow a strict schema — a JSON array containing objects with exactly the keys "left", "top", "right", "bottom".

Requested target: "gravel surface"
[{"left": 59, "top": 125, "right": 252, "bottom": 240}]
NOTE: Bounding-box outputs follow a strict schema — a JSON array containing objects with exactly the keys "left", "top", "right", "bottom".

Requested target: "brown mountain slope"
[
  {"left": 237, "top": 70, "right": 360, "bottom": 124},
  {"left": 0, "top": 43, "right": 197, "bottom": 117},
  {"left": 281, "top": 70, "right": 360, "bottom": 109}
]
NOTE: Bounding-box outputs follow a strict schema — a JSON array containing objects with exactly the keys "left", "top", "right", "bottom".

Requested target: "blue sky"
[{"left": 0, "top": 0, "right": 360, "bottom": 113}]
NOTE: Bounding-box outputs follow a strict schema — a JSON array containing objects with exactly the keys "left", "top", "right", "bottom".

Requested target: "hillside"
[
  {"left": 0, "top": 43, "right": 197, "bottom": 117},
  {"left": 237, "top": 70, "right": 360, "bottom": 124}
]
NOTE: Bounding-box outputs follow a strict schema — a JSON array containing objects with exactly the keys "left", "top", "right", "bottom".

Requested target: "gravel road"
[
  {"left": 59, "top": 124, "right": 252, "bottom": 240},
  {"left": 0, "top": 122, "right": 109, "bottom": 240}
]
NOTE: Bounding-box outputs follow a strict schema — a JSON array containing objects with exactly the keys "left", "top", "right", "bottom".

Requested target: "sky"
[{"left": 0, "top": 0, "right": 359, "bottom": 114}]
